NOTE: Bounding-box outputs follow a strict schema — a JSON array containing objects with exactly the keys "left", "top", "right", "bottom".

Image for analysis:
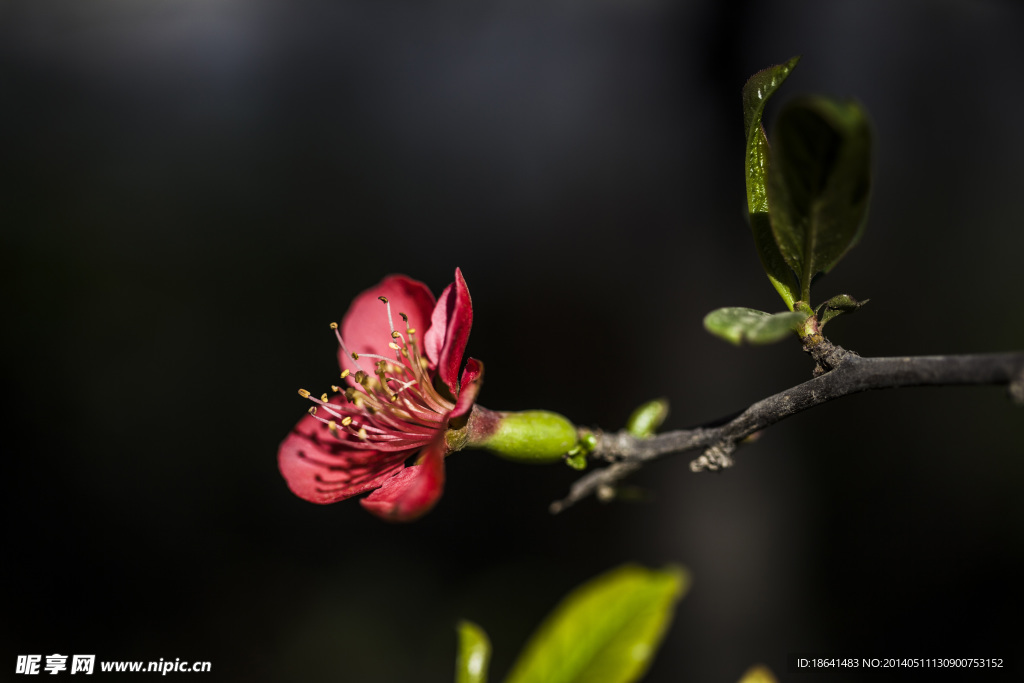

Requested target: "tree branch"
[{"left": 551, "top": 351, "right": 1024, "bottom": 513}]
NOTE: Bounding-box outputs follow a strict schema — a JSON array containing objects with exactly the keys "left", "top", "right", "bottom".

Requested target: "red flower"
[{"left": 278, "top": 269, "right": 481, "bottom": 521}]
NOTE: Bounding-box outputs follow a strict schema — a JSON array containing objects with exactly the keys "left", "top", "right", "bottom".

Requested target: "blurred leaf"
[
  {"left": 743, "top": 56, "right": 801, "bottom": 310},
  {"left": 816, "top": 293, "right": 868, "bottom": 328},
  {"left": 504, "top": 565, "right": 688, "bottom": 683},
  {"left": 703, "top": 307, "right": 808, "bottom": 345},
  {"left": 737, "top": 664, "right": 778, "bottom": 683},
  {"left": 766, "top": 96, "right": 872, "bottom": 301},
  {"left": 456, "top": 621, "right": 491, "bottom": 683},
  {"left": 564, "top": 452, "right": 587, "bottom": 470},
  {"left": 625, "top": 399, "right": 669, "bottom": 439}
]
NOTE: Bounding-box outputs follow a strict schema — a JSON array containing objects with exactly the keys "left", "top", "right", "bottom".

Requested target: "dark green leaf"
[
  {"left": 743, "top": 56, "right": 801, "bottom": 309},
  {"left": 704, "top": 307, "right": 808, "bottom": 345},
  {"left": 503, "top": 565, "right": 687, "bottom": 683},
  {"left": 816, "top": 293, "right": 868, "bottom": 328},
  {"left": 625, "top": 399, "right": 669, "bottom": 439},
  {"left": 456, "top": 621, "right": 491, "bottom": 683},
  {"left": 766, "top": 96, "right": 872, "bottom": 301}
]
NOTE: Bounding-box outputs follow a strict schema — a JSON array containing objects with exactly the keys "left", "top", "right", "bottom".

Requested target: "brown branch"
[{"left": 551, "top": 351, "right": 1024, "bottom": 513}]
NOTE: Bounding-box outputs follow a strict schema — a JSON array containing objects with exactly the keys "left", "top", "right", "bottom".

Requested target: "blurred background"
[{"left": 4, "top": 0, "right": 1024, "bottom": 681}]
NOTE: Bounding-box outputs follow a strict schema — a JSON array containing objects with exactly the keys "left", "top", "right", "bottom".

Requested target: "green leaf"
[
  {"left": 816, "top": 293, "right": 868, "bottom": 328},
  {"left": 504, "top": 565, "right": 688, "bottom": 683},
  {"left": 456, "top": 621, "right": 491, "bottom": 683},
  {"left": 564, "top": 452, "right": 587, "bottom": 471},
  {"left": 743, "top": 56, "right": 801, "bottom": 310},
  {"left": 766, "top": 96, "right": 872, "bottom": 302},
  {"left": 749, "top": 213, "right": 799, "bottom": 311},
  {"left": 703, "top": 307, "right": 808, "bottom": 345},
  {"left": 625, "top": 399, "right": 669, "bottom": 439}
]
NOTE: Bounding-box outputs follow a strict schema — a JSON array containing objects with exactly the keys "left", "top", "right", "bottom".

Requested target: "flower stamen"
[
  {"left": 302, "top": 295, "right": 460, "bottom": 453},
  {"left": 332, "top": 322, "right": 366, "bottom": 374},
  {"left": 378, "top": 296, "right": 406, "bottom": 362}
]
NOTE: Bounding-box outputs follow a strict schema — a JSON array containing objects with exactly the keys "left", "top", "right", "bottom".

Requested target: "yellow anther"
[
  {"left": 407, "top": 328, "right": 416, "bottom": 335},
  {"left": 391, "top": 330, "right": 400, "bottom": 338},
  {"left": 329, "top": 322, "right": 338, "bottom": 329},
  {"left": 298, "top": 389, "right": 311, "bottom": 398},
  {"left": 340, "top": 369, "right": 351, "bottom": 379},
  {"left": 308, "top": 406, "right": 317, "bottom": 415},
  {"left": 354, "top": 371, "right": 368, "bottom": 384},
  {"left": 401, "top": 348, "right": 409, "bottom": 358},
  {"left": 351, "top": 352, "right": 359, "bottom": 360},
  {"left": 357, "top": 428, "right": 368, "bottom": 440},
  {"left": 389, "top": 394, "right": 398, "bottom": 403},
  {"left": 388, "top": 342, "right": 401, "bottom": 350},
  {"left": 327, "top": 420, "right": 337, "bottom": 432},
  {"left": 378, "top": 296, "right": 389, "bottom": 304},
  {"left": 331, "top": 385, "right": 340, "bottom": 392},
  {"left": 341, "top": 416, "right": 353, "bottom": 426},
  {"left": 320, "top": 393, "right": 329, "bottom": 402},
  {"left": 419, "top": 357, "right": 429, "bottom": 369}
]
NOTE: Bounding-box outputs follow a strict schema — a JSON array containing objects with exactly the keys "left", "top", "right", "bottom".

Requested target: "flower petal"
[
  {"left": 340, "top": 274, "right": 436, "bottom": 376},
  {"left": 450, "top": 357, "right": 483, "bottom": 419},
  {"left": 422, "top": 267, "right": 473, "bottom": 394},
  {"left": 360, "top": 438, "right": 446, "bottom": 522},
  {"left": 278, "top": 412, "right": 408, "bottom": 504}
]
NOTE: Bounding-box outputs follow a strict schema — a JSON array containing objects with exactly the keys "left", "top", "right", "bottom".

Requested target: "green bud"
[
  {"left": 625, "top": 398, "right": 669, "bottom": 439},
  {"left": 467, "top": 408, "right": 578, "bottom": 464}
]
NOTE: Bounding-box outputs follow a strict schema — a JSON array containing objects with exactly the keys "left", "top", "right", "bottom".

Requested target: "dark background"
[{"left": 4, "top": 1, "right": 1023, "bottom": 681}]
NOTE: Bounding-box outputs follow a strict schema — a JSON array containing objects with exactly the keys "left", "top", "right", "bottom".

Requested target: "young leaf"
[
  {"left": 503, "top": 564, "right": 688, "bottom": 683},
  {"left": 743, "top": 56, "right": 801, "bottom": 310},
  {"left": 766, "top": 96, "right": 872, "bottom": 302},
  {"left": 703, "top": 307, "right": 808, "bottom": 345},
  {"left": 816, "top": 293, "right": 868, "bottom": 328},
  {"left": 625, "top": 399, "right": 669, "bottom": 439},
  {"left": 564, "top": 452, "right": 587, "bottom": 471},
  {"left": 749, "top": 214, "right": 799, "bottom": 311},
  {"left": 456, "top": 621, "right": 491, "bottom": 683}
]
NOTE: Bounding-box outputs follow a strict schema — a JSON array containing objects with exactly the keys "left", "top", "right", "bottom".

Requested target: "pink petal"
[
  {"left": 360, "top": 438, "right": 446, "bottom": 522},
  {"left": 278, "top": 412, "right": 409, "bottom": 504},
  {"left": 450, "top": 357, "right": 483, "bottom": 419},
  {"left": 422, "top": 268, "right": 473, "bottom": 395},
  {"left": 339, "top": 275, "right": 436, "bottom": 376}
]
